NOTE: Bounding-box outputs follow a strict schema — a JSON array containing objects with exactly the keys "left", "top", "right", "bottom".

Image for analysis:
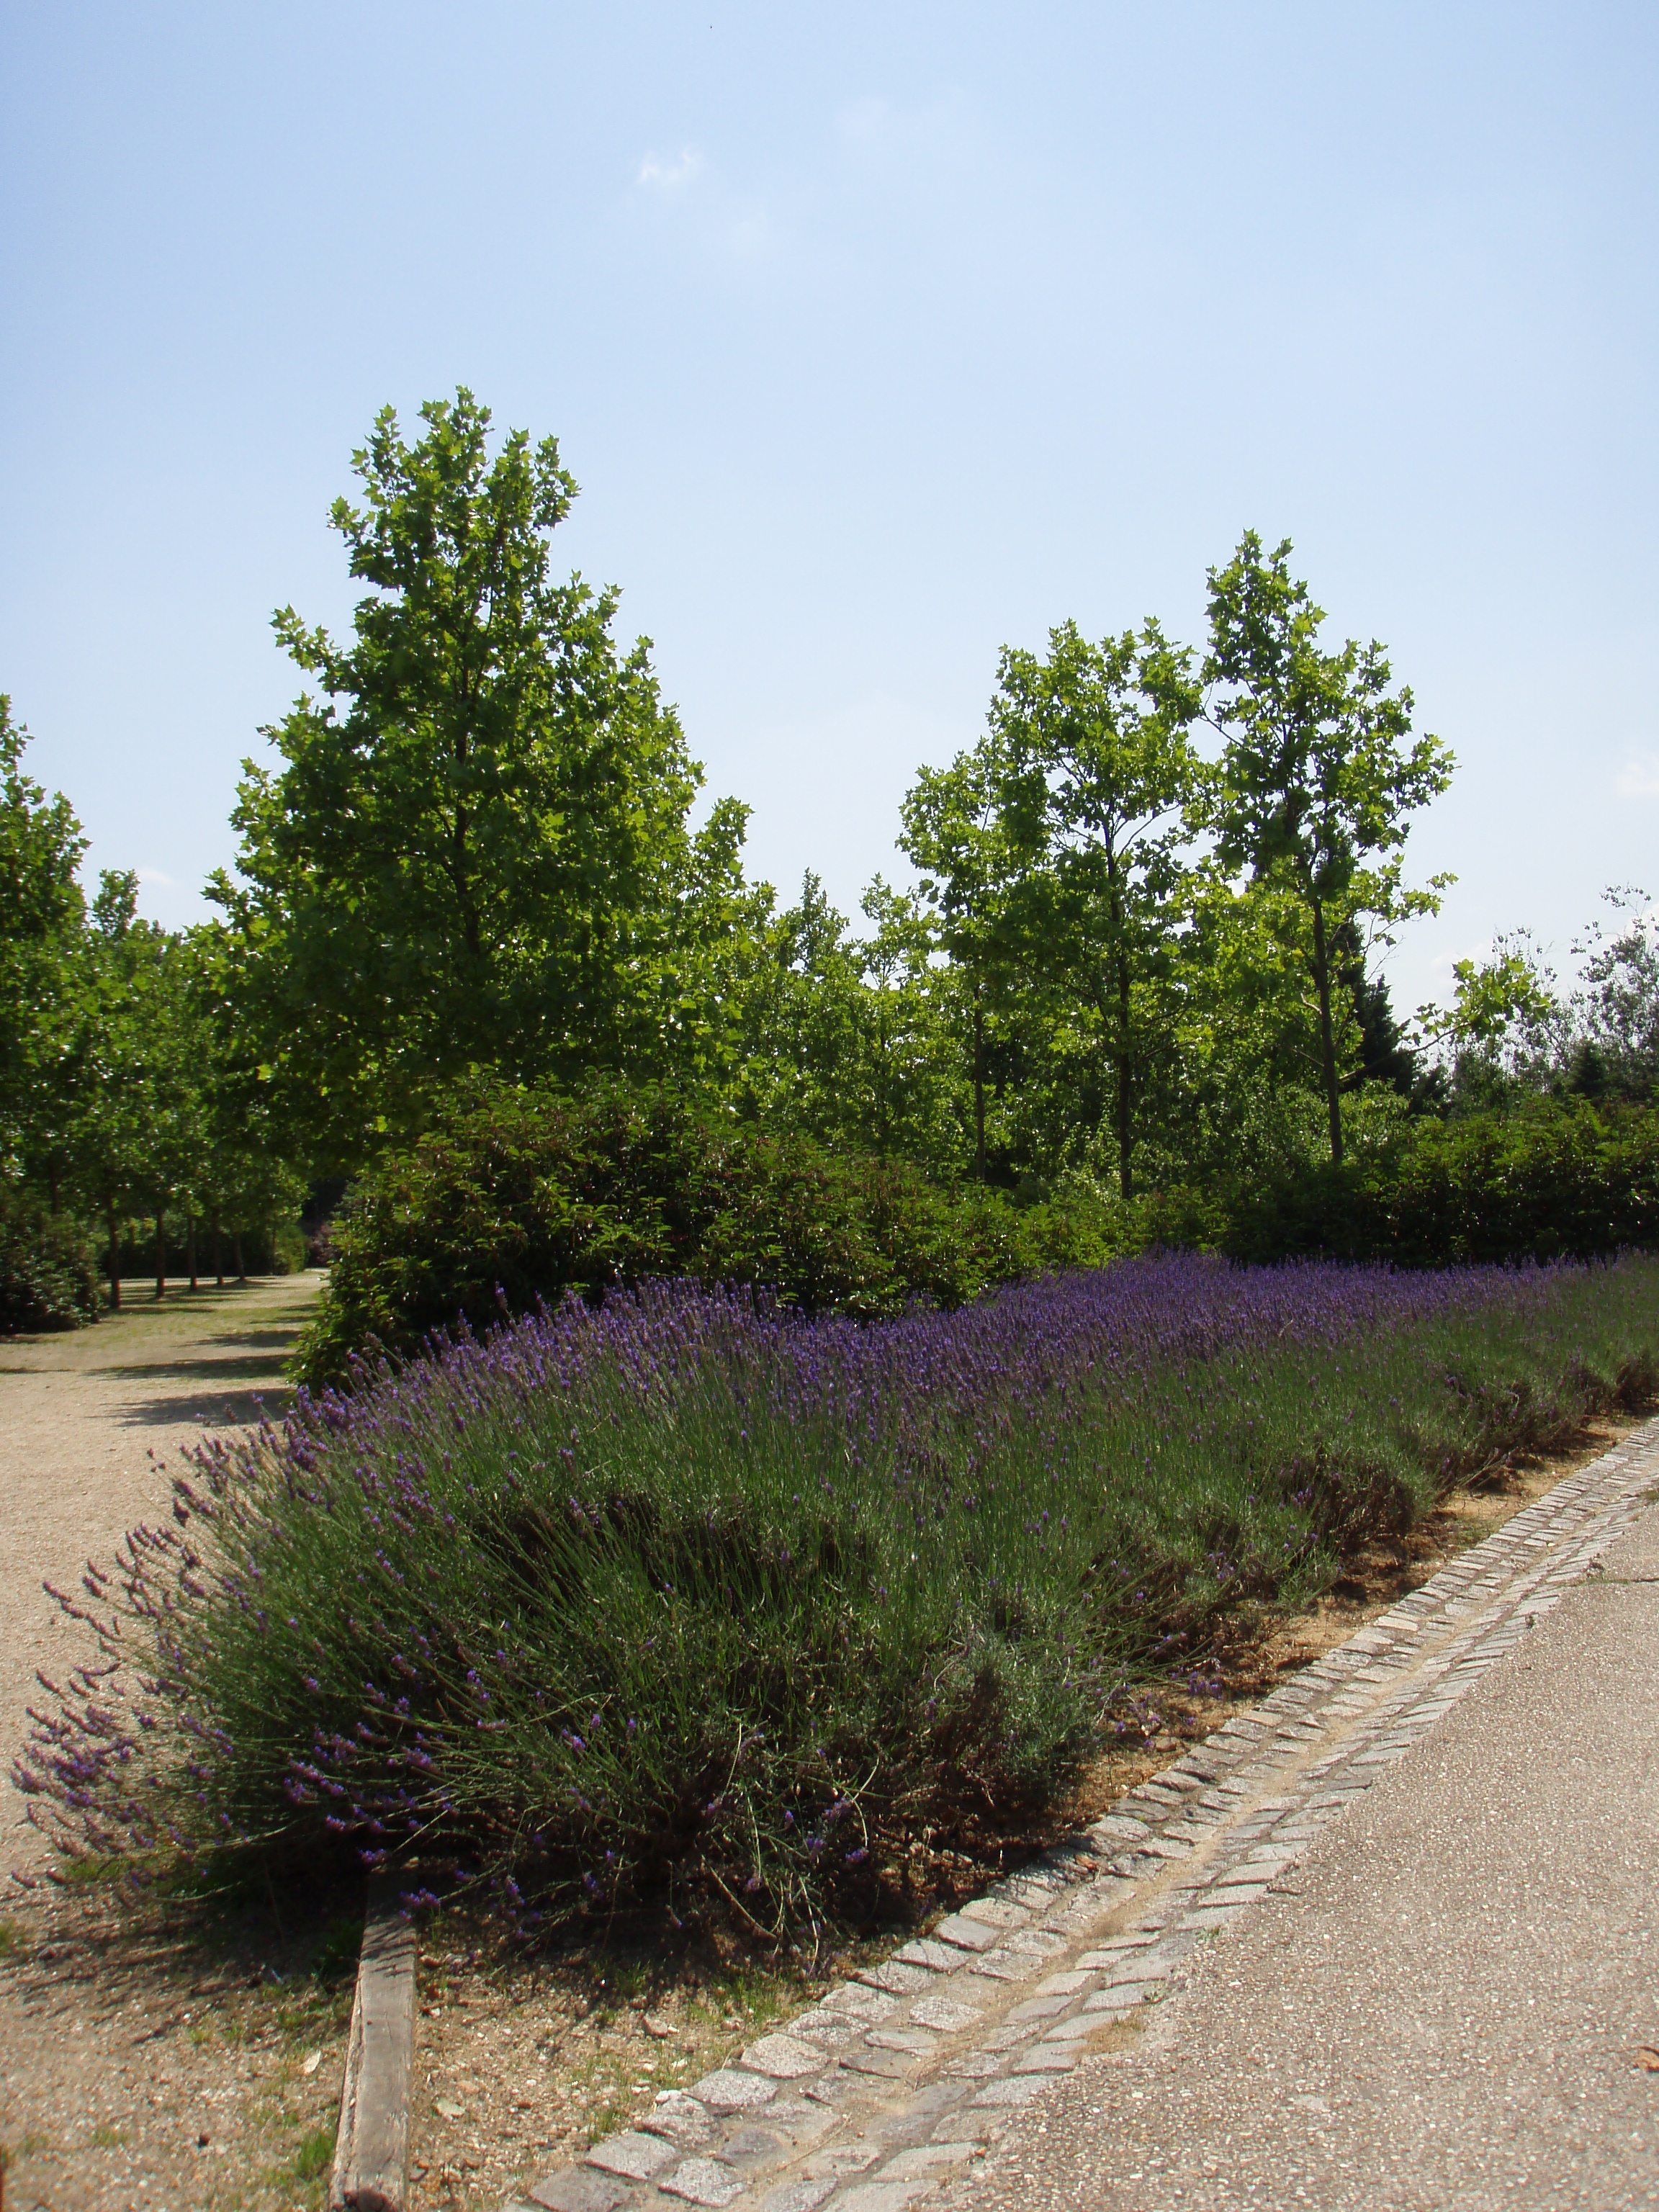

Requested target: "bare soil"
[{"left": 0, "top": 1287, "right": 1641, "bottom": 2212}]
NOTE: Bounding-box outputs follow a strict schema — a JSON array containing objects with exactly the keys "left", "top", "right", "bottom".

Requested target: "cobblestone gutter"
[{"left": 505, "top": 1424, "right": 1659, "bottom": 2212}]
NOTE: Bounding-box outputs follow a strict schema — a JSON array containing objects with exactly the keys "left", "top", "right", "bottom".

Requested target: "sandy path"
[{"left": 1, "top": 1273, "right": 323, "bottom": 1859}]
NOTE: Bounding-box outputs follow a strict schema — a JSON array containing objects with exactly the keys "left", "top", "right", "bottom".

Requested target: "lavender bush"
[{"left": 16, "top": 1253, "right": 1659, "bottom": 1934}]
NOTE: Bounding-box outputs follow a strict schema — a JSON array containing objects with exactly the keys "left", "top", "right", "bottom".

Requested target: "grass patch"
[
  {"left": 20, "top": 1253, "right": 1659, "bottom": 1940},
  {"left": 309, "top": 1915, "right": 363, "bottom": 1987},
  {"left": 290, "top": 2124, "right": 335, "bottom": 2181}
]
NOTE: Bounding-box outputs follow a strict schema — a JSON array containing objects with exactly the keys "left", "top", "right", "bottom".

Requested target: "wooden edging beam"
[{"left": 331, "top": 1884, "right": 418, "bottom": 2212}]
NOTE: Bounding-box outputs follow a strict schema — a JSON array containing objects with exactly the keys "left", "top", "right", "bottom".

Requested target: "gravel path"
[{"left": 1, "top": 1274, "right": 322, "bottom": 1862}]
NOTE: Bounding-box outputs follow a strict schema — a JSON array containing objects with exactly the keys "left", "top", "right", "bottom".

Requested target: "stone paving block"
[
  {"left": 945, "top": 2051, "right": 1004, "bottom": 2077},
  {"left": 866, "top": 2028, "right": 939, "bottom": 2056},
  {"left": 800, "top": 2072, "right": 860, "bottom": 2110},
  {"left": 968, "top": 1951, "right": 1033, "bottom": 1982},
  {"left": 789, "top": 2007, "right": 863, "bottom": 2045},
  {"left": 1007, "top": 1996, "right": 1069, "bottom": 2021},
  {"left": 1076, "top": 1936, "right": 1157, "bottom": 1966},
  {"left": 881, "top": 2144, "right": 979, "bottom": 2180},
  {"left": 899, "top": 2081, "right": 974, "bottom": 2118},
  {"left": 835, "top": 2184, "right": 930, "bottom": 2212},
  {"left": 724, "top": 2126, "right": 784, "bottom": 2162},
  {"left": 640, "top": 2093, "right": 719, "bottom": 2148},
  {"left": 691, "top": 2068, "right": 778, "bottom": 2111},
  {"left": 1178, "top": 1903, "right": 1248, "bottom": 1930},
  {"left": 837, "top": 2043, "right": 915, "bottom": 2078},
  {"left": 1200, "top": 1881, "right": 1271, "bottom": 1906},
  {"left": 930, "top": 2112, "right": 996, "bottom": 2143},
  {"left": 659, "top": 2157, "right": 745, "bottom": 2206},
  {"left": 858, "top": 1960, "right": 934, "bottom": 1996},
  {"left": 585, "top": 2130, "right": 678, "bottom": 2181},
  {"left": 934, "top": 1914, "right": 1002, "bottom": 1952},
  {"left": 1034, "top": 1967, "right": 1094, "bottom": 1996},
  {"left": 757, "top": 2181, "right": 837, "bottom": 2212},
  {"left": 974, "top": 2074, "right": 1061, "bottom": 2107},
  {"left": 894, "top": 1939, "right": 958, "bottom": 1974},
  {"left": 909, "top": 1995, "right": 983, "bottom": 2033},
  {"left": 957, "top": 1896, "right": 1029, "bottom": 1929},
  {"left": 762, "top": 2098, "right": 830, "bottom": 2137},
  {"left": 741, "top": 2033, "right": 830, "bottom": 2080},
  {"left": 1002, "top": 1872, "right": 1069, "bottom": 1906},
  {"left": 805, "top": 2144, "right": 884, "bottom": 2178},
  {"left": 529, "top": 2172, "right": 636, "bottom": 2212},
  {"left": 822, "top": 1982, "right": 900, "bottom": 2020},
  {"left": 1014, "top": 2046, "right": 1079, "bottom": 2074},
  {"left": 1084, "top": 1981, "right": 1160, "bottom": 2010},
  {"left": 999, "top": 1935, "right": 1069, "bottom": 1966}
]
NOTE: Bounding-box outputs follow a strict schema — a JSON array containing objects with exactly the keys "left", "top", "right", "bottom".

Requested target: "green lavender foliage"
[{"left": 22, "top": 1256, "right": 1659, "bottom": 1937}]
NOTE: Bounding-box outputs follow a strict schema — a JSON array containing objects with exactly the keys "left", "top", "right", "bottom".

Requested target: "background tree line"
[{"left": 4, "top": 388, "right": 1647, "bottom": 1334}]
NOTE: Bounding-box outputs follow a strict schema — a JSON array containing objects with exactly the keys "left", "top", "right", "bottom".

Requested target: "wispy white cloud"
[
  {"left": 1617, "top": 755, "right": 1659, "bottom": 799},
  {"left": 138, "top": 865, "right": 176, "bottom": 886},
  {"left": 637, "top": 148, "right": 701, "bottom": 192}
]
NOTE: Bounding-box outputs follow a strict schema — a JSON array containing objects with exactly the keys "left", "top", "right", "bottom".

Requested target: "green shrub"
[
  {"left": 294, "top": 1080, "right": 1121, "bottom": 1386},
  {"left": 0, "top": 1191, "right": 101, "bottom": 1333},
  {"left": 1226, "top": 1102, "right": 1659, "bottom": 1266}
]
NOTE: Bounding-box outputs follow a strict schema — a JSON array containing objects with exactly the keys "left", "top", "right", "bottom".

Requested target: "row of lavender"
[{"left": 16, "top": 1253, "right": 1659, "bottom": 1931}]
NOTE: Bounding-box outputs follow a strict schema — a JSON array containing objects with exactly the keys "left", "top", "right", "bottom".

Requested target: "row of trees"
[
  {"left": 194, "top": 392, "right": 1460, "bottom": 1207},
  {"left": 18, "top": 385, "right": 1606, "bottom": 1312},
  {"left": 1, "top": 702, "right": 300, "bottom": 1303},
  {"left": 1426, "top": 896, "right": 1659, "bottom": 1110}
]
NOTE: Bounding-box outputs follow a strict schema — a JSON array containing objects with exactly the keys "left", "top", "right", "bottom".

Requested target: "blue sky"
[{"left": 2, "top": 1, "right": 1654, "bottom": 1019}]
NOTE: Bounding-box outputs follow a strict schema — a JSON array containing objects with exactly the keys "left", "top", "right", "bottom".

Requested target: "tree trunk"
[
  {"left": 1310, "top": 896, "right": 1344, "bottom": 1167},
  {"left": 235, "top": 1230, "right": 246, "bottom": 1283},
  {"left": 1115, "top": 946, "right": 1133, "bottom": 1202},
  {"left": 973, "top": 989, "right": 986, "bottom": 1182},
  {"left": 187, "top": 1214, "right": 198, "bottom": 1292},
  {"left": 212, "top": 1208, "right": 224, "bottom": 1288},
  {"left": 105, "top": 1201, "right": 121, "bottom": 1312},
  {"left": 154, "top": 1210, "right": 166, "bottom": 1300}
]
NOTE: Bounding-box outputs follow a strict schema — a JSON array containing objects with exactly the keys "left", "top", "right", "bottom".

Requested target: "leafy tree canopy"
[
  {"left": 211, "top": 390, "right": 750, "bottom": 1169},
  {"left": 1203, "top": 531, "right": 1454, "bottom": 1164}
]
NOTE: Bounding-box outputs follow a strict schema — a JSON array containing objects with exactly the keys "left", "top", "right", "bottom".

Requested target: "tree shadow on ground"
[
  {"left": 107, "top": 1354, "right": 294, "bottom": 1385},
  {"left": 116, "top": 1388, "right": 297, "bottom": 1430}
]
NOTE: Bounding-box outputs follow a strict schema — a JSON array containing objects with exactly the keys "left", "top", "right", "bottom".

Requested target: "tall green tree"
[
  {"left": 989, "top": 619, "right": 1200, "bottom": 1198},
  {"left": 0, "top": 697, "right": 89, "bottom": 1192},
  {"left": 211, "top": 390, "right": 747, "bottom": 1168},
  {"left": 1202, "top": 532, "right": 1453, "bottom": 1166},
  {"left": 899, "top": 741, "right": 1029, "bottom": 1179},
  {"left": 68, "top": 876, "right": 217, "bottom": 1303}
]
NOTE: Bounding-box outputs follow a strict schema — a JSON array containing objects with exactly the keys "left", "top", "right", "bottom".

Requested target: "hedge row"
[
  {"left": 1233, "top": 1102, "right": 1659, "bottom": 1265},
  {"left": 0, "top": 1192, "right": 102, "bottom": 1333},
  {"left": 291, "top": 1082, "right": 1164, "bottom": 1385},
  {"left": 292, "top": 1087, "right": 1659, "bottom": 1389}
]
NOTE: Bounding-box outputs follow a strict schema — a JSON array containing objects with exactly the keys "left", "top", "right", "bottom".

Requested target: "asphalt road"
[{"left": 962, "top": 1495, "right": 1659, "bottom": 2211}]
